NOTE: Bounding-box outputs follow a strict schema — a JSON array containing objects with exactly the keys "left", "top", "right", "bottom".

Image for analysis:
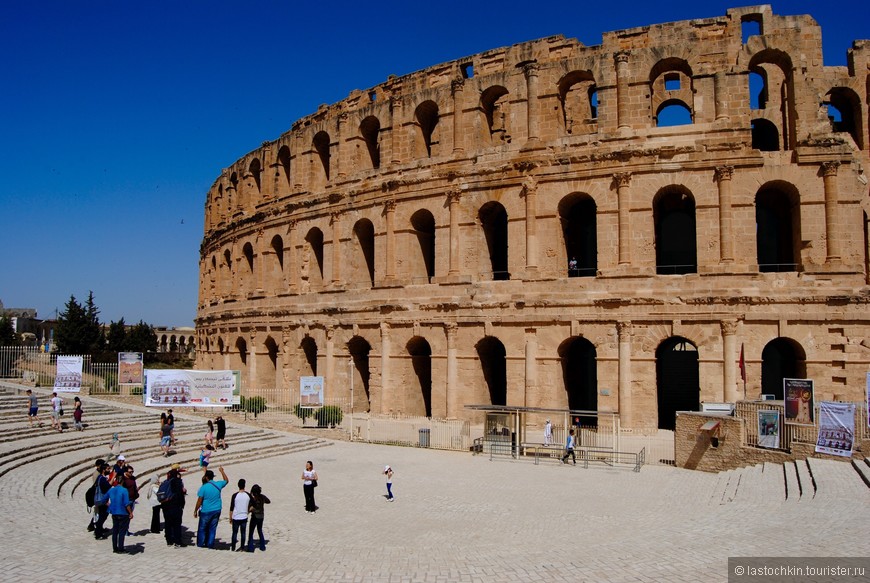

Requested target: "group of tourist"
[{"left": 26, "top": 390, "right": 85, "bottom": 432}]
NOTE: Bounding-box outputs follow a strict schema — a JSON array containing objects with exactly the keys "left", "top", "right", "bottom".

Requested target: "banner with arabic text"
[
  {"left": 815, "top": 401, "right": 855, "bottom": 458},
  {"left": 784, "top": 378, "right": 814, "bottom": 425},
  {"left": 53, "top": 355, "right": 82, "bottom": 393},
  {"left": 145, "top": 369, "right": 235, "bottom": 407}
]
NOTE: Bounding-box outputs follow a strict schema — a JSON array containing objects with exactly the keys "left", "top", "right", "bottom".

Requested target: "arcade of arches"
[{"left": 196, "top": 6, "right": 870, "bottom": 431}]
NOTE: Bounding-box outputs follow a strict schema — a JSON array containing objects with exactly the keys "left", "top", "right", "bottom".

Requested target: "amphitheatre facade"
[{"left": 196, "top": 5, "right": 870, "bottom": 432}]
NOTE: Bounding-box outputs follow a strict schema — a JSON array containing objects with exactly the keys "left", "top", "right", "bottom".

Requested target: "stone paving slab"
[{"left": 0, "top": 392, "right": 869, "bottom": 582}]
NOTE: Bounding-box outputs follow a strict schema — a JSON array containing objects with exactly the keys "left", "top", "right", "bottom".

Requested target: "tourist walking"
[
  {"left": 384, "top": 465, "right": 394, "bottom": 501},
  {"left": 86, "top": 458, "right": 106, "bottom": 532},
  {"left": 229, "top": 479, "right": 250, "bottom": 551},
  {"left": 162, "top": 467, "right": 187, "bottom": 547},
  {"left": 193, "top": 466, "right": 228, "bottom": 548},
  {"left": 199, "top": 444, "right": 214, "bottom": 470},
  {"left": 93, "top": 463, "right": 112, "bottom": 539},
  {"left": 160, "top": 420, "right": 172, "bottom": 456},
  {"left": 107, "top": 476, "right": 133, "bottom": 553},
  {"left": 49, "top": 392, "right": 63, "bottom": 432},
  {"left": 204, "top": 419, "right": 215, "bottom": 447},
  {"left": 108, "top": 433, "right": 121, "bottom": 462},
  {"left": 246, "top": 484, "right": 270, "bottom": 552},
  {"left": 26, "top": 389, "right": 42, "bottom": 427},
  {"left": 146, "top": 474, "right": 162, "bottom": 533},
  {"left": 561, "top": 428, "right": 576, "bottom": 465},
  {"left": 543, "top": 418, "right": 553, "bottom": 445},
  {"left": 301, "top": 461, "right": 318, "bottom": 513},
  {"left": 73, "top": 396, "right": 83, "bottom": 430},
  {"left": 215, "top": 415, "right": 227, "bottom": 449}
]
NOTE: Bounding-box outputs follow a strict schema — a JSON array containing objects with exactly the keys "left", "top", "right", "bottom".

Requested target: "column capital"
[
  {"left": 330, "top": 210, "right": 342, "bottom": 225},
  {"left": 614, "top": 51, "right": 631, "bottom": 65},
  {"left": 720, "top": 319, "right": 739, "bottom": 336},
  {"left": 714, "top": 166, "right": 734, "bottom": 182},
  {"left": 325, "top": 326, "right": 335, "bottom": 341},
  {"left": 445, "top": 322, "right": 458, "bottom": 340},
  {"left": 521, "top": 61, "right": 540, "bottom": 78},
  {"left": 520, "top": 177, "right": 537, "bottom": 197},
  {"left": 447, "top": 188, "right": 463, "bottom": 204},
  {"left": 383, "top": 199, "right": 397, "bottom": 213},
  {"left": 614, "top": 172, "right": 632, "bottom": 188},
  {"left": 450, "top": 78, "right": 465, "bottom": 95},
  {"left": 821, "top": 161, "right": 840, "bottom": 177},
  {"left": 617, "top": 321, "right": 633, "bottom": 338},
  {"left": 380, "top": 322, "right": 391, "bottom": 338}
]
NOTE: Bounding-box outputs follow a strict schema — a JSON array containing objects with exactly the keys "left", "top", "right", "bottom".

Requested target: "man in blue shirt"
[
  {"left": 107, "top": 478, "right": 133, "bottom": 553},
  {"left": 193, "top": 466, "right": 228, "bottom": 548}
]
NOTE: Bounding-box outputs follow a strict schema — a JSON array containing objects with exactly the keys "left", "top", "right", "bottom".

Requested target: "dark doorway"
[
  {"left": 305, "top": 228, "right": 325, "bottom": 284},
  {"left": 353, "top": 219, "right": 375, "bottom": 287},
  {"left": 348, "top": 336, "right": 372, "bottom": 412},
  {"left": 479, "top": 202, "right": 509, "bottom": 280},
  {"left": 301, "top": 337, "right": 318, "bottom": 376},
  {"left": 656, "top": 337, "right": 699, "bottom": 430},
  {"left": 559, "top": 337, "right": 598, "bottom": 424},
  {"left": 559, "top": 194, "right": 597, "bottom": 277},
  {"left": 410, "top": 209, "right": 436, "bottom": 282},
  {"left": 761, "top": 338, "right": 805, "bottom": 399},
  {"left": 654, "top": 189, "right": 697, "bottom": 274},
  {"left": 476, "top": 336, "right": 507, "bottom": 406},
  {"left": 407, "top": 337, "right": 432, "bottom": 417},
  {"left": 756, "top": 186, "right": 797, "bottom": 272},
  {"left": 751, "top": 118, "right": 780, "bottom": 151}
]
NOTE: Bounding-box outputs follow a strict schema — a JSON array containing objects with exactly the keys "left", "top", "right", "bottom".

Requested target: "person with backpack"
[
  {"left": 93, "top": 463, "right": 112, "bottom": 539},
  {"left": 161, "top": 468, "right": 187, "bottom": 547},
  {"left": 228, "top": 479, "right": 250, "bottom": 551},
  {"left": 86, "top": 458, "right": 105, "bottom": 532}
]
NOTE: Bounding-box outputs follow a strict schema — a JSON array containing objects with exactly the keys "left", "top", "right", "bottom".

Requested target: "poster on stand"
[
  {"left": 118, "top": 352, "right": 144, "bottom": 385},
  {"left": 53, "top": 355, "right": 83, "bottom": 392},
  {"left": 300, "top": 376, "right": 324, "bottom": 407},
  {"left": 815, "top": 401, "right": 855, "bottom": 458},
  {"left": 757, "top": 410, "right": 780, "bottom": 449},
  {"left": 784, "top": 378, "right": 814, "bottom": 425},
  {"left": 145, "top": 369, "right": 235, "bottom": 407}
]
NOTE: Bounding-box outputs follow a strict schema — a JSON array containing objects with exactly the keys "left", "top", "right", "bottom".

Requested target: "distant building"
[{"left": 155, "top": 326, "right": 196, "bottom": 355}]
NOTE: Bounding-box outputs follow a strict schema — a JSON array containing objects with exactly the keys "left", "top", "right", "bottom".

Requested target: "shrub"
[
  {"left": 314, "top": 405, "right": 343, "bottom": 427},
  {"left": 293, "top": 404, "right": 314, "bottom": 420},
  {"left": 240, "top": 395, "right": 267, "bottom": 414}
]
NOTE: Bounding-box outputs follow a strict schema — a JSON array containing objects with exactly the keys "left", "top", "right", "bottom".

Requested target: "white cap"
[
  {"left": 118, "top": 455, "right": 126, "bottom": 461},
  {"left": 384, "top": 465, "right": 391, "bottom": 472}
]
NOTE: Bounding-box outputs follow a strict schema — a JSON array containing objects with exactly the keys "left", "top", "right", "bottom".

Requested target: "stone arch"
[
  {"left": 229, "top": 171, "right": 240, "bottom": 212},
  {"left": 406, "top": 336, "right": 432, "bottom": 417},
  {"left": 248, "top": 157, "right": 262, "bottom": 196},
  {"left": 352, "top": 219, "right": 375, "bottom": 287},
  {"left": 557, "top": 70, "right": 597, "bottom": 134},
  {"left": 558, "top": 192, "right": 597, "bottom": 277},
  {"left": 558, "top": 336, "right": 598, "bottom": 416},
  {"left": 825, "top": 86, "right": 864, "bottom": 149},
  {"left": 276, "top": 145, "right": 292, "bottom": 193},
  {"left": 751, "top": 118, "right": 780, "bottom": 151},
  {"left": 234, "top": 336, "right": 248, "bottom": 373},
  {"left": 410, "top": 209, "right": 436, "bottom": 283},
  {"left": 761, "top": 338, "right": 807, "bottom": 400},
  {"left": 748, "top": 49, "right": 796, "bottom": 150},
  {"left": 270, "top": 235, "right": 284, "bottom": 292},
  {"left": 414, "top": 100, "right": 440, "bottom": 158},
  {"left": 347, "top": 335, "right": 372, "bottom": 412},
  {"left": 656, "top": 336, "right": 699, "bottom": 431},
  {"left": 755, "top": 180, "right": 801, "bottom": 272},
  {"left": 304, "top": 227, "right": 325, "bottom": 286},
  {"left": 480, "top": 85, "right": 510, "bottom": 145},
  {"left": 300, "top": 335, "right": 318, "bottom": 376},
  {"left": 359, "top": 116, "right": 381, "bottom": 170},
  {"left": 222, "top": 249, "right": 233, "bottom": 296},
  {"left": 649, "top": 58, "right": 694, "bottom": 127},
  {"left": 260, "top": 335, "right": 279, "bottom": 390},
  {"left": 653, "top": 186, "right": 697, "bottom": 274},
  {"left": 479, "top": 201, "right": 509, "bottom": 280},
  {"left": 313, "top": 131, "right": 331, "bottom": 181},
  {"left": 476, "top": 335, "right": 507, "bottom": 407}
]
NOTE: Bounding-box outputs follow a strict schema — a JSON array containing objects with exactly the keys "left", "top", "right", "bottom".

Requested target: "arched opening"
[
  {"left": 558, "top": 337, "right": 598, "bottom": 424},
  {"left": 864, "top": 211, "right": 869, "bottom": 285},
  {"left": 262, "top": 336, "right": 279, "bottom": 390},
  {"left": 304, "top": 228, "right": 325, "bottom": 285},
  {"left": 749, "top": 52, "right": 795, "bottom": 150},
  {"left": 557, "top": 71, "right": 596, "bottom": 134},
  {"left": 300, "top": 336, "right": 318, "bottom": 376},
  {"left": 407, "top": 337, "right": 432, "bottom": 417},
  {"left": 654, "top": 187, "right": 697, "bottom": 274},
  {"left": 559, "top": 193, "right": 597, "bottom": 277},
  {"left": 479, "top": 201, "right": 509, "bottom": 280},
  {"left": 825, "top": 87, "right": 863, "bottom": 149},
  {"left": 756, "top": 183, "right": 800, "bottom": 272},
  {"left": 476, "top": 336, "right": 507, "bottom": 406},
  {"left": 656, "top": 101, "right": 692, "bottom": 127},
  {"left": 270, "top": 235, "right": 284, "bottom": 290},
  {"left": 230, "top": 172, "right": 240, "bottom": 211},
  {"left": 223, "top": 250, "right": 233, "bottom": 296},
  {"left": 656, "top": 337, "right": 699, "bottom": 430},
  {"left": 359, "top": 116, "right": 381, "bottom": 169},
  {"left": 414, "top": 100, "right": 439, "bottom": 158},
  {"left": 410, "top": 209, "right": 436, "bottom": 283},
  {"left": 751, "top": 118, "right": 780, "bottom": 151},
  {"left": 761, "top": 338, "right": 806, "bottom": 399},
  {"left": 277, "top": 145, "right": 292, "bottom": 192},
  {"left": 235, "top": 337, "right": 248, "bottom": 373},
  {"left": 480, "top": 86, "right": 510, "bottom": 144},
  {"left": 249, "top": 158, "right": 262, "bottom": 194},
  {"left": 313, "top": 131, "right": 331, "bottom": 180},
  {"left": 347, "top": 336, "right": 371, "bottom": 412},
  {"left": 353, "top": 219, "right": 375, "bottom": 287}
]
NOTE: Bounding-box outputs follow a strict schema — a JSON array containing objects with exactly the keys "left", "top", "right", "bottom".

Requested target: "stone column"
[
  {"left": 614, "top": 173, "right": 632, "bottom": 265},
  {"left": 281, "top": 327, "right": 294, "bottom": 392},
  {"left": 615, "top": 51, "right": 631, "bottom": 130},
  {"left": 447, "top": 189, "right": 462, "bottom": 275},
  {"left": 721, "top": 320, "right": 739, "bottom": 403},
  {"left": 384, "top": 200, "right": 397, "bottom": 281},
  {"left": 523, "top": 62, "right": 540, "bottom": 144},
  {"left": 254, "top": 230, "right": 265, "bottom": 294},
  {"left": 822, "top": 161, "right": 841, "bottom": 262},
  {"left": 378, "top": 322, "right": 391, "bottom": 414},
  {"left": 445, "top": 322, "right": 458, "bottom": 418},
  {"left": 248, "top": 330, "right": 257, "bottom": 390},
  {"left": 524, "top": 328, "right": 537, "bottom": 408},
  {"left": 521, "top": 178, "right": 538, "bottom": 273},
  {"left": 293, "top": 132, "right": 305, "bottom": 190},
  {"left": 451, "top": 78, "right": 465, "bottom": 155},
  {"left": 617, "top": 321, "right": 633, "bottom": 427},
  {"left": 286, "top": 220, "right": 298, "bottom": 293},
  {"left": 715, "top": 166, "right": 735, "bottom": 263},
  {"left": 324, "top": 326, "right": 335, "bottom": 401},
  {"left": 390, "top": 95, "right": 403, "bottom": 165},
  {"left": 336, "top": 112, "right": 348, "bottom": 180},
  {"left": 230, "top": 241, "right": 241, "bottom": 298},
  {"left": 330, "top": 211, "right": 342, "bottom": 284},
  {"left": 714, "top": 72, "right": 729, "bottom": 121}
]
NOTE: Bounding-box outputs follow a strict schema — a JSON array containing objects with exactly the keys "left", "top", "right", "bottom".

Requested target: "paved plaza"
[{"left": 1, "top": 386, "right": 869, "bottom": 582}]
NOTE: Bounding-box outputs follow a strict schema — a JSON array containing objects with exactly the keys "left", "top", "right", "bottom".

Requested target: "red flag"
[{"left": 738, "top": 343, "right": 746, "bottom": 383}]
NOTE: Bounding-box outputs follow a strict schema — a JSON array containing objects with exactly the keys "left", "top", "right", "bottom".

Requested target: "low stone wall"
[{"left": 675, "top": 411, "right": 868, "bottom": 472}]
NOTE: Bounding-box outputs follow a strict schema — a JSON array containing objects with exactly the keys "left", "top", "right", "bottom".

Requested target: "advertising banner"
[
  {"left": 784, "top": 378, "right": 814, "bottom": 425},
  {"left": 866, "top": 373, "right": 870, "bottom": 429},
  {"left": 300, "top": 376, "right": 324, "bottom": 407},
  {"left": 757, "top": 409, "right": 780, "bottom": 449},
  {"left": 118, "top": 352, "right": 144, "bottom": 385},
  {"left": 815, "top": 401, "right": 855, "bottom": 458},
  {"left": 145, "top": 369, "right": 235, "bottom": 407},
  {"left": 53, "top": 355, "right": 83, "bottom": 392}
]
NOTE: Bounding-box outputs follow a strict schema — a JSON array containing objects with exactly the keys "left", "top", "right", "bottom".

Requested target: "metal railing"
[{"left": 0, "top": 346, "right": 121, "bottom": 394}]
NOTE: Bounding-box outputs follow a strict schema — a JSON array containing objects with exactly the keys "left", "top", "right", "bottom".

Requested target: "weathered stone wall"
[{"left": 196, "top": 6, "right": 870, "bottom": 429}]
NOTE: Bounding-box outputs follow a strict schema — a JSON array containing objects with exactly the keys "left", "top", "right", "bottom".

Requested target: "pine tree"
[
  {"left": 106, "top": 318, "right": 127, "bottom": 353},
  {"left": 55, "top": 292, "right": 103, "bottom": 354},
  {"left": 126, "top": 320, "right": 157, "bottom": 353},
  {"left": 0, "top": 315, "right": 19, "bottom": 346}
]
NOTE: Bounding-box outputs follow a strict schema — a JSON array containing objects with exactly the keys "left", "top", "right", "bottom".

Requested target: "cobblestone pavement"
[{"left": 1, "top": 387, "right": 868, "bottom": 582}]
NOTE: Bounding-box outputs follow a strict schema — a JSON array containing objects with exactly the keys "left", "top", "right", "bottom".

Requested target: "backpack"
[
  {"left": 93, "top": 475, "right": 110, "bottom": 505},
  {"left": 156, "top": 479, "right": 174, "bottom": 504},
  {"left": 85, "top": 482, "right": 96, "bottom": 508}
]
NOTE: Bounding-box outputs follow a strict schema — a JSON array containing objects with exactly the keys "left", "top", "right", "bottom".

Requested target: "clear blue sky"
[{"left": 1, "top": 1, "right": 866, "bottom": 328}]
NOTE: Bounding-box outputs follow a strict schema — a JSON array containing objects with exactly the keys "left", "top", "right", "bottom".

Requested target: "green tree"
[
  {"left": 0, "top": 315, "right": 19, "bottom": 346},
  {"left": 106, "top": 318, "right": 127, "bottom": 352},
  {"left": 126, "top": 320, "right": 157, "bottom": 353},
  {"left": 55, "top": 293, "right": 102, "bottom": 354}
]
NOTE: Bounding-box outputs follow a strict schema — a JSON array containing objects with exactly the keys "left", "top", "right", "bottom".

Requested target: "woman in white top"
[
  {"left": 301, "top": 461, "right": 318, "bottom": 513},
  {"left": 146, "top": 474, "right": 162, "bottom": 533},
  {"left": 384, "top": 465, "right": 394, "bottom": 501}
]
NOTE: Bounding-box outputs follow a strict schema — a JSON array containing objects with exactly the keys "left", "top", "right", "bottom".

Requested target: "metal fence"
[
  {"left": 0, "top": 346, "right": 122, "bottom": 394},
  {"left": 737, "top": 400, "right": 869, "bottom": 452}
]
